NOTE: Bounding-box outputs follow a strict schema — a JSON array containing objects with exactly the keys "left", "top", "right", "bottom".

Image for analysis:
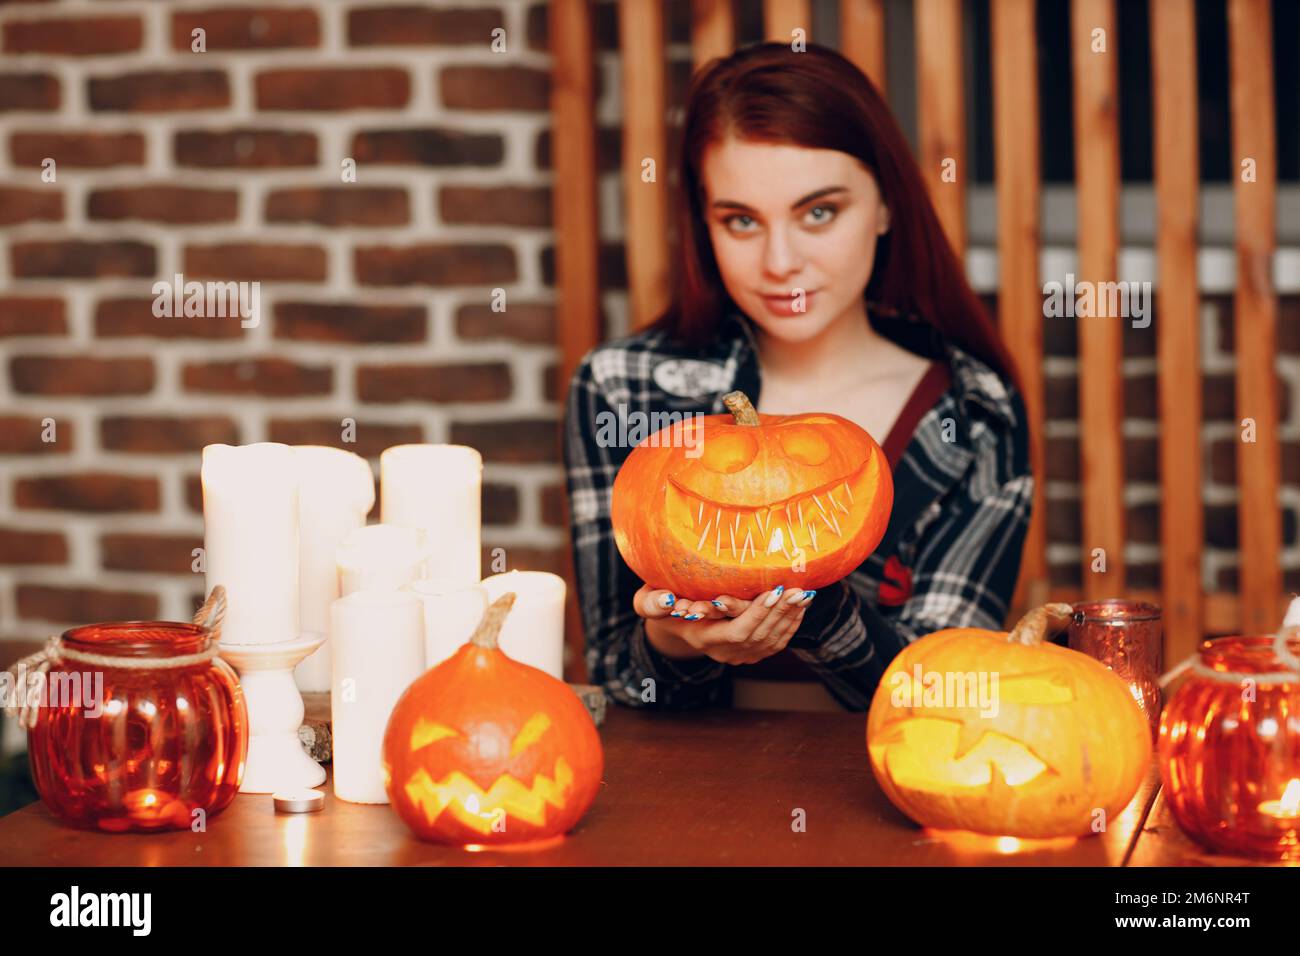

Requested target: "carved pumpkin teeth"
[
  {"left": 715, "top": 519, "right": 721, "bottom": 556},
  {"left": 729, "top": 520, "right": 737, "bottom": 557},
  {"left": 812, "top": 493, "right": 830, "bottom": 523},
  {"left": 809, "top": 521, "right": 819, "bottom": 552},
  {"left": 843, "top": 480, "right": 853, "bottom": 504},
  {"left": 828, "top": 489, "right": 849, "bottom": 514},
  {"left": 697, "top": 500, "right": 704, "bottom": 527},
  {"left": 797, "top": 499, "right": 804, "bottom": 529},
  {"left": 696, "top": 516, "right": 713, "bottom": 552},
  {"left": 742, "top": 527, "right": 754, "bottom": 562}
]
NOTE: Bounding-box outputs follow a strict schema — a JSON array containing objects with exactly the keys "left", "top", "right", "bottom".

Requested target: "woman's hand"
[{"left": 632, "top": 583, "right": 816, "bottom": 666}]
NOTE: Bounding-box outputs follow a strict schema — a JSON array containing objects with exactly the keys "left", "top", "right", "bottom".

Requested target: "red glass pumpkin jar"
[
  {"left": 1157, "top": 631, "right": 1300, "bottom": 860},
  {"left": 26, "top": 620, "right": 248, "bottom": 833}
]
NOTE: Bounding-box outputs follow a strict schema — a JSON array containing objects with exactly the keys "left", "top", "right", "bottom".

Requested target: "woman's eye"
[
  {"left": 724, "top": 214, "right": 757, "bottom": 233},
  {"left": 805, "top": 204, "right": 838, "bottom": 225}
]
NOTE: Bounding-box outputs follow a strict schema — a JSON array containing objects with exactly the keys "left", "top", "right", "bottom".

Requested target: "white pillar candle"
[
  {"left": 202, "top": 443, "right": 299, "bottom": 645},
  {"left": 380, "top": 444, "right": 481, "bottom": 586},
  {"left": 292, "top": 446, "right": 375, "bottom": 692},
  {"left": 330, "top": 590, "right": 425, "bottom": 804},
  {"left": 337, "top": 524, "right": 427, "bottom": 596},
  {"left": 480, "top": 570, "right": 566, "bottom": 678},
  {"left": 405, "top": 577, "right": 489, "bottom": 668}
]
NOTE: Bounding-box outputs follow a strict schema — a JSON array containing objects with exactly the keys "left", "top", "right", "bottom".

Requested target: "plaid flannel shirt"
[{"left": 562, "top": 308, "right": 1033, "bottom": 711}]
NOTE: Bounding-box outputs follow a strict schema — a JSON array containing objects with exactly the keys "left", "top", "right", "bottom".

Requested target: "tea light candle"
[
  {"left": 337, "top": 524, "right": 427, "bottom": 596},
  {"left": 381, "top": 444, "right": 481, "bottom": 586},
  {"left": 292, "top": 446, "right": 375, "bottom": 692},
  {"left": 202, "top": 443, "right": 299, "bottom": 645},
  {"left": 480, "top": 570, "right": 565, "bottom": 678},
  {"left": 405, "top": 577, "right": 488, "bottom": 668},
  {"left": 1258, "top": 779, "right": 1300, "bottom": 822},
  {"left": 330, "top": 590, "right": 425, "bottom": 804}
]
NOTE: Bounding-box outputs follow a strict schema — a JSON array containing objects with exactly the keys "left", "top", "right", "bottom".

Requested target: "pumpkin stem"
[
  {"left": 1006, "top": 603, "right": 1075, "bottom": 646},
  {"left": 722, "top": 390, "right": 761, "bottom": 426},
  {"left": 470, "top": 592, "right": 517, "bottom": 649}
]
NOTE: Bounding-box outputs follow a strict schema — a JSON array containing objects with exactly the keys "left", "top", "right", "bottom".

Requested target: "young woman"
[{"left": 563, "top": 42, "right": 1033, "bottom": 712}]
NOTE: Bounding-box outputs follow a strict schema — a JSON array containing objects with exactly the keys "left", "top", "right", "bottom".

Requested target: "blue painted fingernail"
[
  {"left": 773, "top": 585, "right": 785, "bottom": 596},
  {"left": 801, "top": 590, "right": 817, "bottom": 603},
  {"left": 661, "top": 592, "right": 676, "bottom": 607},
  {"left": 711, "top": 599, "right": 724, "bottom": 608},
  {"left": 670, "top": 610, "right": 682, "bottom": 617},
  {"left": 685, "top": 613, "right": 702, "bottom": 620}
]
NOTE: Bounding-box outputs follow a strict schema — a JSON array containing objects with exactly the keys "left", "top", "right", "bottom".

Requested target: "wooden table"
[{"left": 0, "top": 706, "right": 1281, "bottom": 866}]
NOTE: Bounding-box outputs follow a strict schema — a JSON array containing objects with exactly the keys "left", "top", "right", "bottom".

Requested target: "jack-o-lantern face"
[
  {"left": 399, "top": 713, "right": 580, "bottom": 835},
  {"left": 611, "top": 390, "right": 892, "bottom": 599},
  {"left": 383, "top": 594, "right": 603, "bottom": 846},
  {"left": 866, "top": 605, "right": 1152, "bottom": 839}
]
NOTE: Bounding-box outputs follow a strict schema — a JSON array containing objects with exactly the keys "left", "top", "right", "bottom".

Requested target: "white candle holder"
[{"left": 221, "top": 634, "right": 327, "bottom": 794}]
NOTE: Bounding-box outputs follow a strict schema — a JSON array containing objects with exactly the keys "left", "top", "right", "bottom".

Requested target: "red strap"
[{"left": 881, "top": 361, "right": 952, "bottom": 470}]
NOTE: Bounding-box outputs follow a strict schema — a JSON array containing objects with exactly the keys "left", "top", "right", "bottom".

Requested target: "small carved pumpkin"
[
  {"left": 866, "top": 604, "right": 1152, "bottom": 838},
  {"left": 383, "top": 593, "right": 603, "bottom": 846},
  {"left": 611, "top": 390, "right": 893, "bottom": 600}
]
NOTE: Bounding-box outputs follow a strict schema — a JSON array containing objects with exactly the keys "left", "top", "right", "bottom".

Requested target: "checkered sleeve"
[
  {"left": 562, "top": 349, "right": 730, "bottom": 710},
  {"left": 786, "top": 403, "right": 1034, "bottom": 710}
]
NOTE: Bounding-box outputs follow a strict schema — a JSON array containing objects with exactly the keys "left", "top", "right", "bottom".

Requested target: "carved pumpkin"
[
  {"left": 866, "top": 604, "right": 1152, "bottom": 839},
  {"left": 382, "top": 593, "right": 603, "bottom": 846},
  {"left": 611, "top": 390, "right": 892, "bottom": 600}
]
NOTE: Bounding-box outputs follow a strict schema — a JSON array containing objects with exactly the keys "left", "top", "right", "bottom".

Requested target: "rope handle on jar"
[
  {"left": 1158, "top": 599, "right": 1300, "bottom": 689},
  {"left": 2, "top": 586, "right": 229, "bottom": 730}
]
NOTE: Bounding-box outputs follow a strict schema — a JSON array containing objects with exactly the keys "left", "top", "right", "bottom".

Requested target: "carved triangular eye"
[
  {"left": 510, "top": 713, "right": 552, "bottom": 757},
  {"left": 410, "top": 719, "right": 460, "bottom": 752}
]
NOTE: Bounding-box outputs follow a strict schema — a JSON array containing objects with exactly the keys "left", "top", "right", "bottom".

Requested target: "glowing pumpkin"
[
  {"left": 866, "top": 604, "right": 1152, "bottom": 838},
  {"left": 610, "top": 390, "right": 892, "bottom": 600},
  {"left": 382, "top": 592, "right": 603, "bottom": 846}
]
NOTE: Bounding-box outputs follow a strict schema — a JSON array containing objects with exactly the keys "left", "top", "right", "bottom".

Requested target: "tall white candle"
[
  {"left": 330, "top": 590, "right": 425, "bottom": 804},
  {"left": 292, "top": 446, "right": 375, "bottom": 692},
  {"left": 405, "top": 577, "right": 488, "bottom": 668},
  {"left": 202, "top": 443, "right": 299, "bottom": 645},
  {"left": 380, "top": 444, "right": 481, "bottom": 586},
  {"left": 480, "top": 570, "right": 565, "bottom": 678},
  {"left": 337, "top": 524, "right": 427, "bottom": 596}
]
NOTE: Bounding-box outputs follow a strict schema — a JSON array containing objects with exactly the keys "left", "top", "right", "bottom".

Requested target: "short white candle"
[
  {"left": 292, "top": 446, "right": 375, "bottom": 692},
  {"left": 405, "top": 577, "right": 488, "bottom": 668},
  {"left": 380, "top": 444, "right": 481, "bottom": 586},
  {"left": 337, "top": 524, "right": 427, "bottom": 596},
  {"left": 330, "top": 589, "right": 425, "bottom": 805},
  {"left": 480, "top": 570, "right": 566, "bottom": 678},
  {"left": 202, "top": 443, "right": 299, "bottom": 645}
]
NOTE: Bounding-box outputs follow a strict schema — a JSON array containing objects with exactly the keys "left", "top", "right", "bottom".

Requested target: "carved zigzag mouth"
[
  {"left": 666, "top": 461, "right": 868, "bottom": 561},
  {"left": 403, "top": 757, "right": 574, "bottom": 835}
]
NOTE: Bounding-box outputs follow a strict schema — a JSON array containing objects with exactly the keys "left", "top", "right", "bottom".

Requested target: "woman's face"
[{"left": 699, "top": 136, "right": 889, "bottom": 343}]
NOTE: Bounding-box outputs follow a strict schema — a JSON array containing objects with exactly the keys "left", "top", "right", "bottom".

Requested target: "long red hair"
[{"left": 650, "top": 41, "right": 1020, "bottom": 389}]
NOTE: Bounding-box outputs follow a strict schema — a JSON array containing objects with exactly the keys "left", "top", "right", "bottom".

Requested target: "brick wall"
[
  {"left": 0, "top": 1, "right": 582, "bottom": 647},
  {"left": 1, "top": 0, "right": 1298, "bottom": 661}
]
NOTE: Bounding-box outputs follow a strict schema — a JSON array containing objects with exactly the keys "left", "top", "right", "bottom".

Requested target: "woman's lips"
[{"left": 758, "top": 290, "right": 816, "bottom": 317}]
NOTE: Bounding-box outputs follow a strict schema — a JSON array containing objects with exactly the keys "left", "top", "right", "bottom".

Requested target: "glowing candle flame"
[{"left": 1258, "top": 779, "right": 1300, "bottom": 820}]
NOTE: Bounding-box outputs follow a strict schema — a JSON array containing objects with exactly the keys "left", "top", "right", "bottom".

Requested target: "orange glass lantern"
[
  {"left": 22, "top": 613, "right": 247, "bottom": 833},
  {"left": 1158, "top": 629, "right": 1300, "bottom": 860}
]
